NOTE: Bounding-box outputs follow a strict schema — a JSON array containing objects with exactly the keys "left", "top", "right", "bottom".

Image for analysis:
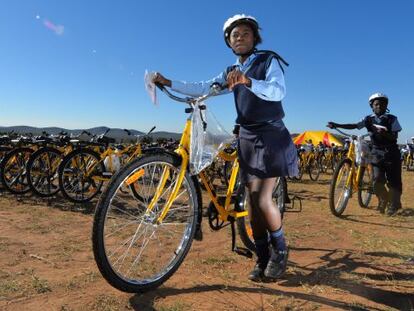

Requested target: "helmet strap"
[{"left": 231, "top": 47, "right": 256, "bottom": 57}]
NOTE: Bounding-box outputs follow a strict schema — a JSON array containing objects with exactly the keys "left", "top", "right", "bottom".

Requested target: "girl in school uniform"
[{"left": 153, "top": 14, "right": 298, "bottom": 281}]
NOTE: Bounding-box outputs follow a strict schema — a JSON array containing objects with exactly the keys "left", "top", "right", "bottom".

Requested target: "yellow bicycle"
[
  {"left": 58, "top": 129, "right": 148, "bottom": 203},
  {"left": 92, "top": 83, "right": 287, "bottom": 293},
  {"left": 296, "top": 147, "right": 321, "bottom": 181},
  {"left": 402, "top": 150, "right": 413, "bottom": 171},
  {"left": 329, "top": 129, "right": 374, "bottom": 217}
]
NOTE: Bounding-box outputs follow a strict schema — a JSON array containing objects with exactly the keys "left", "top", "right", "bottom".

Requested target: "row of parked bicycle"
[
  {"left": 0, "top": 128, "right": 354, "bottom": 205},
  {"left": 291, "top": 143, "right": 347, "bottom": 182},
  {"left": 0, "top": 128, "right": 175, "bottom": 203}
]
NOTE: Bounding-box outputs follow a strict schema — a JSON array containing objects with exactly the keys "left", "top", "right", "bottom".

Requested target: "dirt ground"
[{"left": 0, "top": 171, "right": 413, "bottom": 311}]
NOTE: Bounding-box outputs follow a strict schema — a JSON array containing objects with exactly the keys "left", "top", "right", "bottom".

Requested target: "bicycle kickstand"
[{"left": 230, "top": 219, "right": 253, "bottom": 258}]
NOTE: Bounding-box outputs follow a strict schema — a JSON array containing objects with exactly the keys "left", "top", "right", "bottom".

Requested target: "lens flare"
[{"left": 43, "top": 19, "right": 64, "bottom": 36}]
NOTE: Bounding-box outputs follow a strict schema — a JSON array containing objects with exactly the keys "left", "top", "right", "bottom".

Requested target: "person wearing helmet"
[
  {"left": 303, "top": 139, "right": 314, "bottom": 153},
  {"left": 410, "top": 137, "right": 414, "bottom": 153},
  {"left": 327, "top": 92, "right": 403, "bottom": 216},
  {"left": 153, "top": 14, "right": 297, "bottom": 282}
]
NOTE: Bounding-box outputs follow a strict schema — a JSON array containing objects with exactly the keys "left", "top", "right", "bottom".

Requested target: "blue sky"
[{"left": 0, "top": 0, "right": 413, "bottom": 142}]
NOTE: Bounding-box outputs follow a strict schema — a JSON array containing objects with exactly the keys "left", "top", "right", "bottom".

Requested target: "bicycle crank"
[{"left": 207, "top": 198, "right": 226, "bottom": 231}]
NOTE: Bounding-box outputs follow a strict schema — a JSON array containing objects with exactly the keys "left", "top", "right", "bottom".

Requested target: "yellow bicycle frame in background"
[{"left": 69, "top": 143, "right": 143, "bottom": 183}]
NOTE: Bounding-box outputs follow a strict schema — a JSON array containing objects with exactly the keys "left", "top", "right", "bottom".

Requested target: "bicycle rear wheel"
[
  {"left": 236, "top": 177, "right": 287, "bottom": 251},
  {"left": 92, "top": 153, "right": 198, "bottom": 293},
  {"left": 329, "top": 159, "right": 352, "bottom": 216},
  {"left": 357, "top": 165, "right": 373, "bottom": 208}
]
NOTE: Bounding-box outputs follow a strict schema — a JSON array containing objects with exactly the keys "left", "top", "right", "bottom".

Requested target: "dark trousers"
[{"left": 371, "top": 147, "right": 402, "bottom": 208}]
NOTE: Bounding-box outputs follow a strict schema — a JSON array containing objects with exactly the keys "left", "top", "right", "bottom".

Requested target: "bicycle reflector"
[{"left": 124, "top": 169, "right": 145, "bottom": 186}]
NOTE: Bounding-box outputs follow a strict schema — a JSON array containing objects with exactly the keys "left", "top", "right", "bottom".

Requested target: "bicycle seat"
[
  {"left": 97, "top": 136, "right": 116, "bottom": 145},
  {"left": 0, "top": 137, "right": 11, "bottom": 145},
  {"left": 115, "top": 144, "right": 125, "bottom": 150},
  {"left": 34, "top": 136, "right": 53, "bottom": 144}
]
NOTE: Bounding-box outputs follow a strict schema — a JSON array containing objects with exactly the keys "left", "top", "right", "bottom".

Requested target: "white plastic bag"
[
  {"left": 355, "top": 137, "right": 371, "bottom": 165},
  {"left": 189, "top": 103, "right": 233, "bottom": 175},
  {"left": 144, "top": 70, "right": 158, "bottom": 105},
  {"left": 104, "top": 154, "right": 121, "bottom": 172}
]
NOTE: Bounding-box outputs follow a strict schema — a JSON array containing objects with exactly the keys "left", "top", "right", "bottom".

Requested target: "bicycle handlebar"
[
  {"left": 155, "top": 82, "right": 227, "bottom": 105},
  {"left": 330, "top": 127, "right": 370, "bottom": 140}
]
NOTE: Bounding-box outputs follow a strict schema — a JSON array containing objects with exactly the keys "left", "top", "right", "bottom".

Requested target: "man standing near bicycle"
[
  {"left": 328, "top": 92, "right": 403, "bottom": 216},
  {"left": 153, "top": 14, "right": 298, "bottom": 281}
]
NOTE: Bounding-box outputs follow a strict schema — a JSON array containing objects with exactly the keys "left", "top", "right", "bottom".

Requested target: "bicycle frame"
[
  {"left": 71, "top": 143, "right": 142, "bottom": 182},
  {"left": 126, "top": 84, "right": 247, "bottom": 225},
  {"left": 335, "top": 133, "right": 371, "bottom": 194}
]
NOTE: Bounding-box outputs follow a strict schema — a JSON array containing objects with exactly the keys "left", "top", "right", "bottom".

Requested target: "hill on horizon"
[{"left": 0, "top": 125, "right": 182, "bottom": 142}]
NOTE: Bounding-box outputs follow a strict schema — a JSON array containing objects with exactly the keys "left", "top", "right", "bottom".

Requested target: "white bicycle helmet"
[
  {"left": 368, "top": 92, "right": 388, "bottom": 105},
  {"left": 223, "top": 14, "right": 261, "bottom": 47}
]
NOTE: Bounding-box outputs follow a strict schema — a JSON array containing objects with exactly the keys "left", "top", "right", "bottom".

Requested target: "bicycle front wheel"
[
  {"left": 27, "top": 147, "right": 62, "bottom": 197},
  {"left": 329, "top": 159, "right": 353, "bottom": 217},
  {"left": 58, "top": 148, "right": 105, "bottom": 203},
  {"left": 92, "top": 153, "right": 198, "bottom": 293},
  {"left": 357, "top": 165, "right": 373, "bottom": 208},
  {"left": 0, "top": 146, "right": 13, "bottom": 190},
  {"left": 1, "top": 147, "right": 34, "bottom": 194},
  {"left": 308, "top": 158, "right": 321, "bottom": 181}
]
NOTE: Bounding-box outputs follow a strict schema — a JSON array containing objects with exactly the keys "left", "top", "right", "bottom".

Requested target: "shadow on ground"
[{"left": 129, "top": 246, "right": 414, "bottom": 311}]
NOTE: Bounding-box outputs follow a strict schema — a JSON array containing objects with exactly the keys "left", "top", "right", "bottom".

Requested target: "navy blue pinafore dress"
[{"left": 230, "top": 52, "right": 298, "bottom": 183}]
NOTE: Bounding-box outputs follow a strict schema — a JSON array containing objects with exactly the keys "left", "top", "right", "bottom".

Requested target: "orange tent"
[{"left": 293, "top": 131, "right": 343, "bottom": 147}]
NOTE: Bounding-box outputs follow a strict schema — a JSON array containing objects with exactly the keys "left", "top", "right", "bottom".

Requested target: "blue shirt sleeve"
[
  {"left": 170, "top": 72, "right": 230, "bottom": 97},
  {"left": 170, "top": 55, "right": 286, "bottom": 101},
  {"left": 391, "top": 117, "right": 402, "bottom": 132},
  {"left": 356, "top": 118, "right": 366, "bottom": 130},
  {"left": 247, "top": 58, "right": 286, "bottom": 101}
]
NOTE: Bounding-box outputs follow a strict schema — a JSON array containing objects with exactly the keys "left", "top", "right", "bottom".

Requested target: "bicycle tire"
[
  {"left": 407, "top": 156, "right": 414, "bottom": 171},
  {"left": 0, "top": 146, "right": 13, "bottom": 190},
  {"left": 58, "top": 148, "right": 105, "bottom": 203},
  {"left": 329, "top": 158, "right": 352, "bottom": 217},
  {"left": 294, "top": 157, "right": 303, "bottom": 181},
  {"left": 92, "top": 153, "right": 198, "bottom": 293},
  {"left": 236, "top": 177, "right": 287, "bottom": 251},
  {"left": 27, "top": 147, "right": 63, "bottom": 197},
  {"left": 318, "top": 154, "right": 327, "bottom": 173},
  {"left": 0, "top": 147, "right": 34, "bottom": 194},
  {"left": 308, "top": 158, "right": 320, "bottom": 181},
  {"left": 357, "top": 165, "right": 373, "bottom": 208}
]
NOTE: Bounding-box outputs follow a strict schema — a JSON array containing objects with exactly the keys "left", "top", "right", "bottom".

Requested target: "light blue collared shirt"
[{"left": 171, "top": 52, "right": 286, "bottom": 102}]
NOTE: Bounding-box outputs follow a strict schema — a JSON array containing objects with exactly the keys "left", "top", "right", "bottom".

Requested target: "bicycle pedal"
[{"left": 233, "top": 247, "right": 253, "bottom": 258}]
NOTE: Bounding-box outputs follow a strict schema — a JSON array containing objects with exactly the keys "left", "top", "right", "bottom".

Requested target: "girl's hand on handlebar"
[
  {"left": 152, "top": 72, "right": 172, "bottom": 87},
  {"left": 226, "top": 69, "right": 251, "bottom": 91},
  {"left": 327, "top": 122, "right": 337, "bottom": 129}
]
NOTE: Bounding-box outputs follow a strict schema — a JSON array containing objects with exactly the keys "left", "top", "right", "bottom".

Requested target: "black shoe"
[
  {"left": 264, "top": 248, "right": 289, "bottom": 280},
  {"left": 248, "top": 263, "right": 266, "bottom": 282},
  {"left": 377, "top": 200, "right": 388, "bottom": 214},
  {"left": 386, "top": 205, "right": 401, "bottom": 217}
]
